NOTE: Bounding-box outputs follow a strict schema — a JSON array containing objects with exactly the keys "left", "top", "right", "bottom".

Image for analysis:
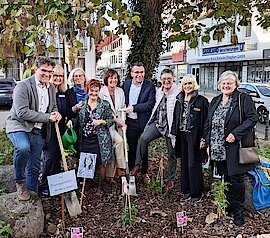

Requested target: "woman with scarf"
[
  {"left": 171, "top": 74, "right": 209, "bottom": 203},
  {"left": 66, "top": 68, "right": 88, "bottom": 121}
]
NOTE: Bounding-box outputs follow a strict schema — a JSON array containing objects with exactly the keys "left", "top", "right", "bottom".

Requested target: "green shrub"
[
  {"left": 0, "top": 220, "right": 13, "bottom": 238},
  {"left": 0, "top": 129, "right": 14, "bottom": 165},
  {"left": 259, "top": 144, "right": 270, "bottom": 160}
]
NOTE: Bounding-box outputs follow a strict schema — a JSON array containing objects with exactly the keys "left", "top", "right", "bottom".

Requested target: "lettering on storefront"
[{"left": 202, "top": 43, "right": 245, "bottom": 56}]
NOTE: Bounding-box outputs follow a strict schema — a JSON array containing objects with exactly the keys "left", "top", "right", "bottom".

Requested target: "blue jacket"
[{"left": 123, "top": 79, "right": 156, "bottom": 130}]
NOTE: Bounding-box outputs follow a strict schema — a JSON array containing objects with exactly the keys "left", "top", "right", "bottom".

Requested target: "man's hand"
[
  {"left": 49, "top": 111, "right": 62, "bottom": 122},
  {"left": 123, "top": 106, "right": 134, "bottom": 114},
  {"left": 66, "top": 120, "right": 73, "bottom": 128},
  {"left": 72, "top": 101, "right": 84, "bottom": 112}
]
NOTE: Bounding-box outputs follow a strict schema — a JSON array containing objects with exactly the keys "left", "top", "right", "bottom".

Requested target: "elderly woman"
[
  {"left": 204, "top": 70, "right": 257, "bottom": 226},
  {"left": 171, "top": 74, "right": 208, "bottom": 203},
  {"left": 78, "top": 79, "right": 115, "bottom": 198},
  {"left": 130, "top": 68, "right": 179, "bottom": 189},
  {"left": 99, "top": 69, "right": 126, "bottom": 183},
  {"left": 42, "top": 65, "right": 68, "bottom": 195},
  {"left": 66, "top": 68, "right": 88, "bottom": 121}
]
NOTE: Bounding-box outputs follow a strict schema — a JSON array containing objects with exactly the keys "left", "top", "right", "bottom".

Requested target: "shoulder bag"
[{"left": 238, "top": 94, "right": 260, "bottom": 164}]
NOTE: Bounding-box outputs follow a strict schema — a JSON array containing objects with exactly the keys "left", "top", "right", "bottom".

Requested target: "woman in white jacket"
[{"left": 99, "top": 69, "right": 126, "bottom": 184}]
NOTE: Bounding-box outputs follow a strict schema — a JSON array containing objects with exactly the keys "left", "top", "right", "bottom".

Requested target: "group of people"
[{"left": 6, "top": 56, "right": 258, "bottom": 227}]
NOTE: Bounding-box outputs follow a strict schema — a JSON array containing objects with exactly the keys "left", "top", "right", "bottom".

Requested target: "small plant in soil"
[
  {"left": 147, "top": 156, "right": 165, "bottom": 194},
  {"left": 0, "top": 182, "right": 7, "bottom": 196},
  {"left": 210, "top": 179, "right": 229, "bottom": 218},
  {"left": 0, "top": 129, "right": 14, "bottom": 165},
  {"left": 0, "top": 220, "right": 13, "bottom": 238}
]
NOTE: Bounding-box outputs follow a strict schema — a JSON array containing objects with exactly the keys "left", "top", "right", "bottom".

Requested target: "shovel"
[
  {"left": 55, "top": 122, "right": 82, "bottom": 217},
  {"left": 119, "top": 109, "right": 137, "bottom": 196}
]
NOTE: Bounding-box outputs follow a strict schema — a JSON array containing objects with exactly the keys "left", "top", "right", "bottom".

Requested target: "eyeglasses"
[
  {"left": 183, "top": 82, "right": 193, "bottom": 86},
  {"left": 40, "top": 68, "right": 53, "bottom": 74},
  {"left": 220, "top": 81, "right": 235, "bottom": 86},
  {"left": 73, "top": 74, "right": 85, "bottom": 78},
  {"left": 161, "top": 77, "right": 173, "bottom": 81},
  {"left": 132, "top": 71, "right": 144, "bottom": 74},
  {"left": 53, "top": 74, "right": 64, "bottom": 78}
]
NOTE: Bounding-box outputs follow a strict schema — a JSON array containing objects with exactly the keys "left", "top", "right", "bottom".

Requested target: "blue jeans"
[{"left": 8, "top": 131, "right": 45, "bottom": 192}]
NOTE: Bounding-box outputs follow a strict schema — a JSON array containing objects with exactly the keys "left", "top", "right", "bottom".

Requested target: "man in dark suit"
[
  {"left": 6, "top": 56, "right": 62, "bottom": 201},
  {"left": 123, "top": 62, "right": 156, "bottom": 184}
]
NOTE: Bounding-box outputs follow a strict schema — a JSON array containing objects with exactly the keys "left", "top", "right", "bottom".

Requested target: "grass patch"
[
  {"left": 0, "top": 129, "right": 13, "bottom": 166},
  {"left": 259, "top": 144, "right": 270, "bottom": 161}
]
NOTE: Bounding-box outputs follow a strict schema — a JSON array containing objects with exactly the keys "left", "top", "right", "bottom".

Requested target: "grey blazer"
[{"left": 6, "top": 75, "right": 58, "bottom": 142}]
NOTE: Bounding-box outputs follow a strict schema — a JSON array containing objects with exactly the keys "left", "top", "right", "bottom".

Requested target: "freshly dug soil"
[{"left": 40, "top": 157, "right": 270, "bottom": 238}]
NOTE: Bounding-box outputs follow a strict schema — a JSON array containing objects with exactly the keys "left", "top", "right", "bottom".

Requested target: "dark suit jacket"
[
  {"left": 6, "top": 75, "right": 58, "bottom": 142},
  {"left": 204, "top": 89, "right": 258, "bottom": 176},
  {"left": 66, "top": 87, "right": 77, "bottom": 120},
  {"left": 123, "top": 79, "right": 156, "bottom": 130}
]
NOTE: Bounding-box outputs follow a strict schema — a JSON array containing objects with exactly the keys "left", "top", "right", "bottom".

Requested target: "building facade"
[{"left": 187, "top": 14, "right": 270, "bottom": 91}]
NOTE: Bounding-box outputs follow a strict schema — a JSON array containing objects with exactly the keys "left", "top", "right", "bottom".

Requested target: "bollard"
[{"left": 265, "top": 111, "right": 269, "bottom": 141}]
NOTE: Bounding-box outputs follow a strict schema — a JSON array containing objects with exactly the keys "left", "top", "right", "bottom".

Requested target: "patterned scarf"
[{"left": 73, "top": 86, "right": 88, "bottom": 103}]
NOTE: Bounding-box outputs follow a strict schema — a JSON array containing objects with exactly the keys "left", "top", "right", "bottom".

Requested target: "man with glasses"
[
  {"left": 129, "top": 68, "right": 178, "bottom": 191},
  {"left": 6, "top": 56, "right": 62, "bottom": 201},
  {"left": 123, "top": 62, "right": 156, "bottom": 184}
]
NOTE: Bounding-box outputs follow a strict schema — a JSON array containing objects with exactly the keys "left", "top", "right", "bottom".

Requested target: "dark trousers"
[
  {"left": 179, "top": 131, "right": 203, "bottom": 198},
  {"left": 126, "top": 120, "right": 146, "bottom": 173},
  {"left": 42, "top": 125, "right": 61, "bottom": 191},
  {"left": 217, "top": 161, "right": 245, "bottom": 212},
  {"left": 136, "top": 123, "right": 177, "bottom": 180}
]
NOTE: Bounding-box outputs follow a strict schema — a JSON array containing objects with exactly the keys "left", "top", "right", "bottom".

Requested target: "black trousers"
[
  {"left": 179, "top": 131, "right": 203, "bottom": 198},
  {"left": 217, "top": 161, "right": 245, "bottom": 212},
  {"left": 126, "top": 120, "right": 148, "bottom": 173}
]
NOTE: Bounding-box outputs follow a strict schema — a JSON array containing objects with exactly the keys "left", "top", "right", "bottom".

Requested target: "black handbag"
[{"left": 238, "top": 94, "right": 260, "bottom": 164}]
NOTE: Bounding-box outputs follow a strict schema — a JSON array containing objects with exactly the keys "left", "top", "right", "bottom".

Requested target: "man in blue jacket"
[
  {"left": 6, "top": 56, "right": 62, "bottom": 201},
  {"left": 123, "top": 62, "right": 156, "bottom": 184}
]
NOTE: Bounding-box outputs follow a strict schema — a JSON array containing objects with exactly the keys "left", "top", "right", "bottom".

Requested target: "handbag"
[{"left": 238, "top": 94, "right": 260, "bottom": 164}]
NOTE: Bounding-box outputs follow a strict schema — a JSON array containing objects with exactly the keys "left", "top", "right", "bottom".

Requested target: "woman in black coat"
[
  {"left": 42, "top": 65, "right": 68, "bottom": 195},
  {"left": 204, "top": 70, "right": 257, "bottom": 226},
  {"left": 171, "top": 74, "right": 209, "bottom": 203}
]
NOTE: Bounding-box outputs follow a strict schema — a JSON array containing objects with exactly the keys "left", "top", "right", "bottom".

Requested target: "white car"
[{"left": 239, "top": 83, "right": 270, "bottom": 124}]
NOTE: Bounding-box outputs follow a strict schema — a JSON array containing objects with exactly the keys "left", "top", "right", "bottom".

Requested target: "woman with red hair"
[{"left": 77, "top": 79, "right": 115, "bottom": 197}]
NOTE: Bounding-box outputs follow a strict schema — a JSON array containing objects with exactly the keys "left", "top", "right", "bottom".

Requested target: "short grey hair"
[
  {"left": 180, "top": 74, "right": 200, "bottom": 92},
  {"left": 218, "top": 70, "right": 240, "bottom": 88},
  {"left": 67, "top": 68, "right": 87, "bottom": 86}
]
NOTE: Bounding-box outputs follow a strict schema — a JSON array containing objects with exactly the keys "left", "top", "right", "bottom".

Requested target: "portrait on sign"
[{"left": 77, "top": 152, "right": 97, "bottom": 178}]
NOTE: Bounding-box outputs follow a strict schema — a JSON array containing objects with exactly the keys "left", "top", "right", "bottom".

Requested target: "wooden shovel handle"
[{"left": 55, "top": 122, "right": 68, "bottom": 172}]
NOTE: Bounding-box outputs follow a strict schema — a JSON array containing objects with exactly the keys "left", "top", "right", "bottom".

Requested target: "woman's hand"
[
  {"left": 92, "top": 119, "right": 106, "bottom": 126},
  {"left": 200, "top": 141, "right": 206, "bottom": 149},
  {"left": 66, "top": 120, "right": 73, "bottom": 128},
  {"left": 115, "top": 117, "right": 126, "bottom": 127},
  {"left": 226, "top": 133, "right": 235, "bottom": 143},
  {"left": 72, "top": 101, "right": 84, "bottom": 112}
]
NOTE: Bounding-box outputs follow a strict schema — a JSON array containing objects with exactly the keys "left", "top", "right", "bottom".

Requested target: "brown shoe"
[
  {"left": 116, "top": 168, "right": 126, "bottom": 177},
  {"left": 16, "top": 182, "right": 30, "bottom": 201},
  {"left": 142, "top": 174, "right": 150, "bottom": 184},
  {"left": 130, "top": 164, "right": 141, "bottom": 176}
]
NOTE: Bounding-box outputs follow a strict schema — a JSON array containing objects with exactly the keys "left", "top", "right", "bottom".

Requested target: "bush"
[{"left": 0, "top": 129, "right": 14, "bottom": 165}]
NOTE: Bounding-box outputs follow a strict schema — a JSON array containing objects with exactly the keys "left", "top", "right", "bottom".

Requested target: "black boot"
[{"left": 233, "top": 209, "right": 244, "bottom": 226}]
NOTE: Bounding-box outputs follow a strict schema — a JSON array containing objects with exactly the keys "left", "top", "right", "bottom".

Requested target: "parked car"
[
  {"left": 239, "top": 83, "right": 270, "bottom": 123},
  {"left": 0, "top": 78, "right": 16, "bottom": 107}
]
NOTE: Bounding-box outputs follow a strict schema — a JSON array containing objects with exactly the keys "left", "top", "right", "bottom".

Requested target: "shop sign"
[
  {"left": 202, "top": 43, "right": 245, "bottom": 56},
  {"left": 245, "top": 42, "right": 257, "bottom": 51}
]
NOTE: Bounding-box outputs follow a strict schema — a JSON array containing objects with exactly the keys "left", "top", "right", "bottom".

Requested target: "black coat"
[
  {"left": 204, "top": 90, "right": 258, "bottom": 176},
  {"left": 66, "top": 87, "right": 77, "bottom": 120},
  {"left": 171, "top": 91, "right": 209, "bottom": 160}
]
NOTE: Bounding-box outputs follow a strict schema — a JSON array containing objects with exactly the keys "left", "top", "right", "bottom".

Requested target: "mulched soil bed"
[{"left": 40, "top": 157, "right": 270, "bottom": 238}]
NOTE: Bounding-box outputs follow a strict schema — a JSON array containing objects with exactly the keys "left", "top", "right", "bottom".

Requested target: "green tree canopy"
[{"left": 0, "top": 0, "right": 140, "bottom": 70}]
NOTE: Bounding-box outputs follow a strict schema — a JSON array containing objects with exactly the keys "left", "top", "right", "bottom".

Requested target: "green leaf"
[
  {"left": 60, "top": 4, "right": 69, "bottom": 12},
  {"left": 13, "top": 22, "right": 21, "bottom": 32},
  {"left": 15, "top": 9, "right": 23, "bottom": 17},
  {"left": 202, "top": 35, "right": 210, "bottom": 43},
  {"left": 47, "top": 45, "right": 56, "bottom": 52},
  {"left": 5, "top": 19, "right": 11, "bottom": 25},
  {"left": 73, "top": 40, "right": 83, "bottom": 47},
  {"left": 189, "top": 40, "right": 198, "bottom": 48}
]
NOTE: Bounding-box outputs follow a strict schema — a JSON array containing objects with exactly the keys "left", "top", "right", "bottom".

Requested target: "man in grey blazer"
[{"left": 6, "top": 56, "right": 62, "bottom": 201}]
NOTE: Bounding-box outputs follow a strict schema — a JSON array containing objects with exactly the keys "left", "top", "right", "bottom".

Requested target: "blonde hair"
[
  {"left": 180, "top": 74, "right": 200, "bottom": 92},
  {"left": 67, "top": 68, "right": 87, "bottom": 86},
  {"left": 218, "top": 70, "right": 240, "bottom": 88},
  {"left": 50, "top": 65, "right": 67, "bottom": 92}
]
